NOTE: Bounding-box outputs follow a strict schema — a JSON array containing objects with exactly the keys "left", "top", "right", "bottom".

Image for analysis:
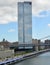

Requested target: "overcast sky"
[{"left": 0, "top": 0, "right": 50, "bottom": 42}]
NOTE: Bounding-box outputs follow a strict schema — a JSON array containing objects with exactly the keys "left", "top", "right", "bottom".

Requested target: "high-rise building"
[{"left": 18, "top": 2, "right": 32, "bottom": 44}]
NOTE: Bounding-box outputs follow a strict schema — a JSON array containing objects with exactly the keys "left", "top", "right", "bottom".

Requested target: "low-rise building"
[
  {"left": 45, "top": 39, "right": 50, "bottom": 49},
  {"left": 0, "top": 39, "right": 10, "bottom": 49},
  {"left": 0, "top": 39, "right": 18, "bottom": 50},
  {"left": 0, "top": 50, "right": 14, "bottom": 59}
]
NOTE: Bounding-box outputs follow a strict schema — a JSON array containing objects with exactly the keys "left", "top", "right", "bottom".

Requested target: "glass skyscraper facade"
[{"left": 18, "top": 2, "right": 32, "bottom": 44}]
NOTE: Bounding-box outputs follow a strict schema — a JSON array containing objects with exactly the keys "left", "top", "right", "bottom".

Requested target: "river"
[{"left": 14, "top": 52, "right": 50, "bottom": 65}]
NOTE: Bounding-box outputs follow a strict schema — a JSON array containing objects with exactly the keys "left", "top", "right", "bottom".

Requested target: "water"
[{"left": 14, "top": 52, "right": 50, "bottom": 65}]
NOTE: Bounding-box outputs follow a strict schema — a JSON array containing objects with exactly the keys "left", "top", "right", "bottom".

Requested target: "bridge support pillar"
[{"left": 35, "top": 46, "right": 39, "bottom": 51}]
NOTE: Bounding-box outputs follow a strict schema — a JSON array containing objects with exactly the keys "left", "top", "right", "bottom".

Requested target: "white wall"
[{"left": 0, "top": 50, "right": 14, "bottom": 58}]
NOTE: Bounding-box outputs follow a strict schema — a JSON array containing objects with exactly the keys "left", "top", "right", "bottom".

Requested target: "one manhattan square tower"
[{"left": 18, "top": 2, "right": 32, "bottom": 44}]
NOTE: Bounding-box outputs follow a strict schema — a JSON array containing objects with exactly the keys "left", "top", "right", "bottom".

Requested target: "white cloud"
[
  {"left": 0, "top": 0, "right": 50, "bottom": 24},
  {"left": 32, "top": 0, "right": 50, "bottom": 17},
  {"left": 0, "top": 0, "right": 17, "bottom": 24},
  {"left": 18, "top": 0, "right": 50, "bottom": 17},
  {"left": 48, "top": 24, "right": 50, "bottom": 27},
  {"left": 8, "top": 29, "right": 15, "bottom": 32},
  {"left": 18, "top": 0, "right": 50, "bottom": 16}
]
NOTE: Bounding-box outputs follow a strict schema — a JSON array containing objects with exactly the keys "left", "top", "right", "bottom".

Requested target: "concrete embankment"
[{"left": 0, "top": 49, "right": 50, "bottom": 65}]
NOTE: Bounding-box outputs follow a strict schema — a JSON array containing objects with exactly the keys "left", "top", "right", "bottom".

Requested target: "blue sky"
[
  {"left": 32, "top": 11, "right": 50, "bottom": 40},
  {"left": 0, "top": 22, "right": 18, "bottom": 42},
  {"left": 0, "top": 11, "right": 50, "bottom": 42},
  {"left": 0, "top": 0, "right": 50, "bottom": 42}
]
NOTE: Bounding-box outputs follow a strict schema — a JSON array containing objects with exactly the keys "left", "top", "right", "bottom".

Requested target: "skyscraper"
[{"left": 18, "top": 1, "right": 32, "bottom": 44}]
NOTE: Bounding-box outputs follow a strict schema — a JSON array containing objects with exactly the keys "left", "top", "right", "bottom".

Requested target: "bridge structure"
[
  {"left": 9, "top": 43, "right": 50, "bottom": 47},
  {"left": 10, "top": 43, "right": 50, "bottom": 52},
  {"left": 10, "top": 35, "right": 50, "bottom": 51},
  {"left": 17, "top": 43, "right": 50, "bottom": 47},
  {"left": 17, "top": 35, "right": 50, "bottom": 47}
]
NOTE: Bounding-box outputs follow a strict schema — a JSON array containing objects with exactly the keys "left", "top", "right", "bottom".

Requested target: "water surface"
[{"left": 14, "top": 52, "right": 50, "bottom": 65}]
